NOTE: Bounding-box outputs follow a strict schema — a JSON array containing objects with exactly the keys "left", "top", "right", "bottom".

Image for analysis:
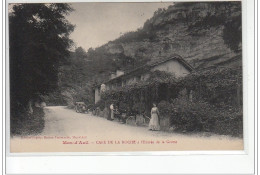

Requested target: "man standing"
[{"left": 110, "top": 103, "right": 114, "bottom": 120}]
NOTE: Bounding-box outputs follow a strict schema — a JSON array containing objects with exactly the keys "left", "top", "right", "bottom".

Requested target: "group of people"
[{"left": 108, "top": 103, "right": 161, "bottom": 131}]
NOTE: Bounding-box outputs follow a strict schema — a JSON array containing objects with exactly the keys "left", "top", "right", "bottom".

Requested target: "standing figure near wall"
[
  {"left": 149, "top": 103, "right": 160, "bottom": 131},
  {"left": 109, "top": 103, "right": 114, "bottom": 120}
]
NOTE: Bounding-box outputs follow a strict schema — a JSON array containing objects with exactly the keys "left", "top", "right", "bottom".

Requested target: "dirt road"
[{"left": 10, "top": 106, "right": 243, "bottom": 152}]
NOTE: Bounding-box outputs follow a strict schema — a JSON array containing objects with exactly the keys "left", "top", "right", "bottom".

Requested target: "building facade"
[{"left": 94, "top": 54, "right": 193, "bottom": 104}]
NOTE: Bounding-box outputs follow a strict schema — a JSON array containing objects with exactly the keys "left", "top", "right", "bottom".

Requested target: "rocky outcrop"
[{"left": 88, "top": 2, "right": 242, "bottom": 71}]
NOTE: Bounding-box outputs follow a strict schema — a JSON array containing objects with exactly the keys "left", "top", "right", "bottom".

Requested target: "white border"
[{"left": 4, "top": 0, "right": 256, "bottom": 174}]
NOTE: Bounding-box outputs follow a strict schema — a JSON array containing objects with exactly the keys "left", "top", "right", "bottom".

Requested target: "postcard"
[{"left": 8, "top": 1, "right": 244, "bottom": 153}]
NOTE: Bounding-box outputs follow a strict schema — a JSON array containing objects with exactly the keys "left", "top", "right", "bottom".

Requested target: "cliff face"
[{"left": 88, "top": 2, "right": 241, "bottom": 73}]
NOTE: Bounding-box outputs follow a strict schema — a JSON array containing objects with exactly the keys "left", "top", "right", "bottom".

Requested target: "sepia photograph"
[{"left": 8, "top": 1, "right": 244, "bottom": 152}]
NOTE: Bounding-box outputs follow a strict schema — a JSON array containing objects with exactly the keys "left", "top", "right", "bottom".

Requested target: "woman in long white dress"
[
  {"left": 110, "top": 103, "right": 114, "bottom": 120},
  {"left": 149, "top": 103, "right": 160, "bottom": 131}
]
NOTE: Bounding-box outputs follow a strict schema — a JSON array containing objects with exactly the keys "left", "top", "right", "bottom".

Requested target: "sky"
[{"left": 66, "top": 2, "right": 172, "bottom": 51}]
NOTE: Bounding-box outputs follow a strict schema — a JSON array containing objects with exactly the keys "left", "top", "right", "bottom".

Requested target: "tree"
[
  {"left": 75, "top": 47, "right": 87, "bottom": 59},
  {"left": 9, "top": 4, "right": 74, "bottom": 116}
]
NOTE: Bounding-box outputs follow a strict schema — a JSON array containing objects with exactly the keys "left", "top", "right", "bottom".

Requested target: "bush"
[
  {"left": 156, "top": 96, "right": 243, "bottom": 137},
  {"left": 170, "top": 97, "right": 216, "bottom": 132},
  {"left": 95, "top": 99, "right": 106, "bottom": 111},
  {"left": 118, "top": 102, "right": 128, "bottom": 113},
  {"left": 40, "top": 91, "right": 67, "bottom": 106},
  {"left": 179, "top": 67, "right": 242, "bottom": 108},
  {"left": 61, "top": 85, "right": 94, "bottom": 109},
  {"left": 214, "top": 110, "right": 243, "bottom": 137},
  {"left": 11, "top": 106, "right": 45, "bottom": 135},
  {"left": 132, "top": 102, "right": 146, "bottom": 115},
  {"left": 157, "top": 100, "right": 173, "bottom": 118}
]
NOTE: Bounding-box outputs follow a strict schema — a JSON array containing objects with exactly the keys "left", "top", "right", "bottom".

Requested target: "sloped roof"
[
  {"left": 149, "top": 54, "right": 194, "bottom": 71},
  {"left": 95, "top": 54, "right": 194, "bottom": 87}
]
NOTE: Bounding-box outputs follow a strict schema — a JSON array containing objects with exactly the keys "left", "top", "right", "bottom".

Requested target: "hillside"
[
  {"left": 43, "top": 2, "right": 243, "bottom": 137},
  {"left": 49, "top": 2, "right": 242, "bottom": 107},
  {"left": 86, "top": 1, "right": 241, "bottom": 83}
]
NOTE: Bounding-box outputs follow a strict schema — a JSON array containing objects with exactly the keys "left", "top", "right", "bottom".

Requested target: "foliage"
[
  {"left": 99, "top": 67, "right": 242, "bottom": 137},
  {"left": 157, "top": 100, "right": 173, "bottom": 118},
  {"left": 101, "top": 66, "right": 242, "bottom": 110},
  {"left": 223, "top": 15, "right": 242, "bottom": 52},
  {"left": 171, "top": 96, "right": 242, "bottom": 136},
  {"left": 214, "top": 110, "right": 243, "bottom": 136},
  {"left": 132, "top": 102, "right": 146, "bottom": 115},
  {"left": 170, "top": 96, "right": 216, "bottom": 132},
  {"left": 98, "top": 71, "right": 176, "bottom": 117},
  {"left": 94, "top": 99, "right": 106, "bottom": 111},
  {"left": 11, "top": 106, "right": 45, "bottom": 135},
  {"left": 54, "top": 47, "right": 96, "bottom": 108},
  {"left": 59, "top": 47, "right": 90, "bottom": 88},
  {"left": 72, "top": 46, "right": 144, "bottom": 87},
  {"left": 156, "top": 96, "right": 242, "bottom": 136},
  {"left": 9, "top": 3, "right": 74, "bottom": 105},
  {"left": 9, "top": 3, "right": 74, "bottom": 135},
  {"left": 101, "top": 70, "right": 176, "bottom": 102},
  {"left": 118, "top": 102, "right": 128, "bottom": 113},
  {"left": 40, "top": 91, "right": 67, "bottom": 106},
  {"left": 75, "top": 47, "right": 87, "bottom": 58},
  {"left": 178, "top": 66, "right": 242, "bottom": 107},
  {"left": 61, "top": 85, "right": 94, "bottom": 109}
]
